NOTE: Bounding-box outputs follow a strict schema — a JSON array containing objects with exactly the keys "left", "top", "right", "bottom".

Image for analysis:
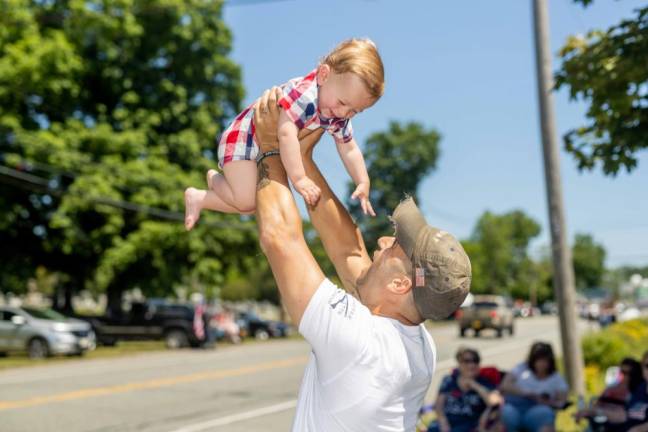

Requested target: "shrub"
[{"left": 582, "top": 318, "right": 648, "bottom": 370}]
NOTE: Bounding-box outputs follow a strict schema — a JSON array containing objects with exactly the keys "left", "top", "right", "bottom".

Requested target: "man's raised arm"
[
  {"left": 301, "top": 147, "right": 372, "bottom": 295},
  {"left": 253, "top": 95, "right": 325, "bottom": 326}
]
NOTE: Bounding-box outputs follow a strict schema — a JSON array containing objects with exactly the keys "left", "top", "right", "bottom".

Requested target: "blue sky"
[{"left": 223, "top": 0, "right": 648, "bottom": 268}]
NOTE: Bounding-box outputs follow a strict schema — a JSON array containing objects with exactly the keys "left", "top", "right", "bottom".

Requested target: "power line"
[{"left": 0, "top": 165, "right": 256, "bottom": 231}]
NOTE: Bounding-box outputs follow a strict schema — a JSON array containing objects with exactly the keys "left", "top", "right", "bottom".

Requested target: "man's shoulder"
[
  {"left": 317, "top": 279, "right": 368, "bottom": 319},
  {"left": 299, "top": 279, "right": 373, "bottom": 341}
]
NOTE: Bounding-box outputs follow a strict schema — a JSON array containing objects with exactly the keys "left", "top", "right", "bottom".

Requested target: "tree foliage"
[
  {"left": 556, "top": 4, "right": 647, "bottom": 175},
  {"left": 347, "top": 121, "right": 441, "bottom": 249},
  {"left": 0, "top": 0, "right": 255, "bottom": 311},
  {"left": 463, "top": 210, "right": 546, "bottom": 301},
  {"left": 572, "top": 233, "right": 607, "bottom": 289}
]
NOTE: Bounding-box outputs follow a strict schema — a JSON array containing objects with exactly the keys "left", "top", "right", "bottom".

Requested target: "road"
[{"left": 0, "top": 316, "right": 584, "bottom": 432}]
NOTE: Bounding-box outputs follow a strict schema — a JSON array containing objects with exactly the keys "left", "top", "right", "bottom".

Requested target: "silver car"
[{"left": 0, "top": 306, "right": 96, "bottom": 359}]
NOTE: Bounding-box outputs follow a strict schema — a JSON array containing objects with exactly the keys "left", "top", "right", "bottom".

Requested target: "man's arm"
[
  {"left": 254, "top": 95, "right": 325, "bottom": 326},
  {"left": 302, "top": 137, "right": 372, "bottom": 295}
]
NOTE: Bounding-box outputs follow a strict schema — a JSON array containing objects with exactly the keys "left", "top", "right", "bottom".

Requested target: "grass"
[
  {"left": 0, "top": 341, "right": 167, "bottom": 371},
  {"left": 0, "top": 334, "right": 303, "bottom": 371}
]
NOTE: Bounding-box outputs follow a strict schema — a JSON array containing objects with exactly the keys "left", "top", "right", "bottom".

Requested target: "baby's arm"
[
  {"left": 278, "top": 110, "right": 321, "bottom": 205},
  {"left": 336, "top": 138, "right": 369, "bottom": 187},
  {"left": 336, "top": 139, "right": 375, "bottom": 216}
]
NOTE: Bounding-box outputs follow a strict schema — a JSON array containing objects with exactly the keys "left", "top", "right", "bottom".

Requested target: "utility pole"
[{"left": 532, "top": 0, "right": 585, "bottom": 396}]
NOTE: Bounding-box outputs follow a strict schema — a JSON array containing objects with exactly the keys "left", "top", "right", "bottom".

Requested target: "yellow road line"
[{"left": 0, "top": 355, "right": 308, "bottom": 411}]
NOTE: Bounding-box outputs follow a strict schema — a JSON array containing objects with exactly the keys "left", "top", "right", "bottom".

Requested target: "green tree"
[
  {"left": 0, "top": 0, "right": 253, "bottom": 312},
  {"left": 572, "top": 233, "right": 606, "bottom": 289},
  {"left": 466, "top": 210, "right": 543, "bottom": 300},
  {"left": 555, "top": 3, "right": 647, "bottom": 175},
  {"left": 346, "top": 121, "right": 441, "bottom": 249}
]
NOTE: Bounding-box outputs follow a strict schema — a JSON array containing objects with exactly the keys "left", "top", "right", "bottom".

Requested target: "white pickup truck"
[{"left": 456, "top": 295, "right": 515, "bottom": 338}]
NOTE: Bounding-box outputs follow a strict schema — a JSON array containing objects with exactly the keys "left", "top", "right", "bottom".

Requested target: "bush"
[{"left": 582, "top": 318, "right": 648, "bottom": 370}]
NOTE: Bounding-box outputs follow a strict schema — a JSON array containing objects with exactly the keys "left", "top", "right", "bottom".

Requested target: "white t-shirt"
[
  {"left": 510, "top": 362, "right": 569, "bottom": 397},
  {"left": 293, "top": 278, "right": 437, "bottom": 432}
]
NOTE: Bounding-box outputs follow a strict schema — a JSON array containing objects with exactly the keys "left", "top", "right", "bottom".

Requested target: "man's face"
[{"left": 359, "top": 236, "right": 411, "bottom": 295}]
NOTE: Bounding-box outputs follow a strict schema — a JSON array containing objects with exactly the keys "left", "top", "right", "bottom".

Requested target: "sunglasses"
[{"left": 460, "top": 357, "right": 479, "bottom": 364}]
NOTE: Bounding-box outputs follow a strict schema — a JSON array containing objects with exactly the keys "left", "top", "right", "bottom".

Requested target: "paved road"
[{"left": 0, "top": 316, "right": 586, "bottom": 432}]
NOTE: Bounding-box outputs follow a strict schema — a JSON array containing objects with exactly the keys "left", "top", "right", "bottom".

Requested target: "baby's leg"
[
  {"left": 220, "top": 160, "right": 258, "bottom": 213},
  {"left": 183, "top": 161, "right": 257, "bottom": 230},
  {"left": 184, "top": 187, "right": 241, "bottom": 230}
]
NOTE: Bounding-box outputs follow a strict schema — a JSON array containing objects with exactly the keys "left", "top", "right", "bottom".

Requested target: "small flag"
[
  {"left": 193, "top": 303, "right": 205, "bottom": 340},
  {"left": 415, "top": 268, "right": 425, "bottom": 287}
]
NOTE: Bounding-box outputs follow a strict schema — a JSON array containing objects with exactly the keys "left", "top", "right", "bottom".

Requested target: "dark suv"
[
  {"left": 236, "top": 312, "right": 290, "bottom": 340},
  {"left": 83, "top": 301, "right": 212, "bottom": 349}
]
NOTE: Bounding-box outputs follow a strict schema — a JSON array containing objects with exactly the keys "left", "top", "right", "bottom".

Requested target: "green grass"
[
  {"left": 0, "top": 335, "right": 303, "bottom": 371},
  {"left": 0, "top": 341, "right": 167, "bottom": 371}
]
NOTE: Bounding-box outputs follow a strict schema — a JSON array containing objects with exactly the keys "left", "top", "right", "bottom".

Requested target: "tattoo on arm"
[{"left": 257, "top": 161, "right": 270, "bottom": 190}]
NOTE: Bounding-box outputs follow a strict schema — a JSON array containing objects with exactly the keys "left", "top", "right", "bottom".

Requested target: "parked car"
[
  {"left": 540, "top": 301, "right": 558, "bottom": 315},
  {"left": 0, "top": 306, "right": 96, "bottom": 359},
  {"left": 80, "top": 301, "right": 212, "bottom": 349},
  {"left": 236, "top": 312, "right": 290, "bottom": 340},
  {"left": 456, "top": 295, "right": 515, "bottom": 338}
]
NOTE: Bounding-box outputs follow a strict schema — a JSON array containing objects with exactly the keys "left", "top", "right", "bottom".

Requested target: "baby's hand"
[
  {"left": 294, "top": 176, "right": 321, "bottom": 206},
  {"left": 351, "top": 182, "right": 375, "bottom": 216}
]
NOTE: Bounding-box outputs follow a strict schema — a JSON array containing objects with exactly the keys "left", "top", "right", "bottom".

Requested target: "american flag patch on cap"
[{"left": 415, "top": 267, "right": 425, "bottom": 287}]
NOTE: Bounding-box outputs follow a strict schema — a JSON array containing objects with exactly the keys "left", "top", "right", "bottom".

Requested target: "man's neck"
[{"left": 371, "top": 304, "right": 419, "bottom": 326}]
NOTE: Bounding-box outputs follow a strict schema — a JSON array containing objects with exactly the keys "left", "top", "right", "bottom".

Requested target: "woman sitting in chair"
[
  {"left": 427, "top": 347, "right": 504, "bottom": 432},
  {"left": 500, "top": 342, "right": 568, "bottom": 432}
]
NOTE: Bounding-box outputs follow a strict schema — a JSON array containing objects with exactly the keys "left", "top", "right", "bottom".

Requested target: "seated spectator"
[
  {"left": 603, "top": 358, "right": 644, "bottom": 403},
  {"left": 427, "top": 347, "right": 503, "bottom": 432},
  {"left": 622, "top": 350, "right": 648, "bottom": 432},
  {"left": 500, "top": 342, "right": 568, "bottom": 432},
  {"left": 574, "top": 357, "right": 642, "bottom": 431}
]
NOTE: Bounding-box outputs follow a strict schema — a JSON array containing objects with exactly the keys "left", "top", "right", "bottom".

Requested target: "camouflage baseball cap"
[{"left": 391, "top": 197, "right": 471, "bottom": 320}]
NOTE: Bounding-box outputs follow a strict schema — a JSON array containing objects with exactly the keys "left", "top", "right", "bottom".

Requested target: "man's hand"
[
  {"left": 293, "top": 176, "right": 321, "bottom": 207},
  {"left": 253, "top": 86, "right": 282, "bottom": 153},
  {"left": 351, "top": 182, "right": 375, "bottom": 217}
]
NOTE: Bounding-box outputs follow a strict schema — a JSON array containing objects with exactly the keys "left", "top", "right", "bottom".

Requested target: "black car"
[
  {"left": 236, "top": 312, "right": 290, "bottom": 340},
  {"left": 80, "top": 301, "right": 213, "bottom": 349}
]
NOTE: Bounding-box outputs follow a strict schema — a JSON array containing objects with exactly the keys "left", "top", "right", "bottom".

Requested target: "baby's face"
[{"left": 317, "top": 65, "right": 376, "bottom": 120}]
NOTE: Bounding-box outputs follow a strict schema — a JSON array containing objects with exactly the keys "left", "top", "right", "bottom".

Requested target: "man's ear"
[
  {"left": 387, "top": 275, "right": 412, "bottom": 295},
  {"left": 317, "top": 64, "right": 331, "bottom": 84}
]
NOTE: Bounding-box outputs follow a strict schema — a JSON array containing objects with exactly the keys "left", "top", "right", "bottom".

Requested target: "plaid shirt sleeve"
[
  {"left": 278, "top": 70, "right": 319, "bottom": 129},
  {"left": 330, "top": 119, "right": 353, "bottom": 144}
]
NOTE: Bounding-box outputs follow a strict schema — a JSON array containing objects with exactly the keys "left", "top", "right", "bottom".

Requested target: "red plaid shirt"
[{"left": 278, "top": 69, "right": 354, "bottom": 144}]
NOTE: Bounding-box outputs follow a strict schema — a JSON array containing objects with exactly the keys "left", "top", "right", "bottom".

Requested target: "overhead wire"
[{"left": 0, "top": 164, "right": 256, "bottom": 231}]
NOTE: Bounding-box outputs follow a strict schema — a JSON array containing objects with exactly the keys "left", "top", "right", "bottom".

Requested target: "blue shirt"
[
  {"left": 438, "top": 372, "right": 495, "bottom": 430},
  {"left": 625, "top": 381, "right": 648, "bottom": 429}
]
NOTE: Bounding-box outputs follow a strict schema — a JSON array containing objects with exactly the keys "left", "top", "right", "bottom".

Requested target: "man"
[{"left": 252, "top": 88, "right": 471, "bottom": 431}]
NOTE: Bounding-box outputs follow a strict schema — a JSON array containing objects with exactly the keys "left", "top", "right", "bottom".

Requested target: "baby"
[{"left": 184, "top": 38, "right": 384, "bottom": 230}]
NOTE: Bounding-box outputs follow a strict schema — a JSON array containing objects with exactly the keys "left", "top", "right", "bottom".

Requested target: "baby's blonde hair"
[{"left": 321, "top": 38, "right": 385, "bottom": 100}]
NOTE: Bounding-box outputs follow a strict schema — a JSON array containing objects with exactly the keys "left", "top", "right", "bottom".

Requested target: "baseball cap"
[{"left": 391, "top": 197, "right": 471, "bottom": 320}]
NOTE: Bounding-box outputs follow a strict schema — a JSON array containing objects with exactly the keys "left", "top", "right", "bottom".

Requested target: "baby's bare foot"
[
  {"left": 184, "top": 187, "right": 203, "bottom": 231},
  {"left": 206, "top": 169, "right": 219, "bottom": 191}
]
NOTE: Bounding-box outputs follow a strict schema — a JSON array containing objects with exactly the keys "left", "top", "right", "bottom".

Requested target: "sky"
[{"left": 222, "top": 0, "right": 648, "bottom": 268}]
